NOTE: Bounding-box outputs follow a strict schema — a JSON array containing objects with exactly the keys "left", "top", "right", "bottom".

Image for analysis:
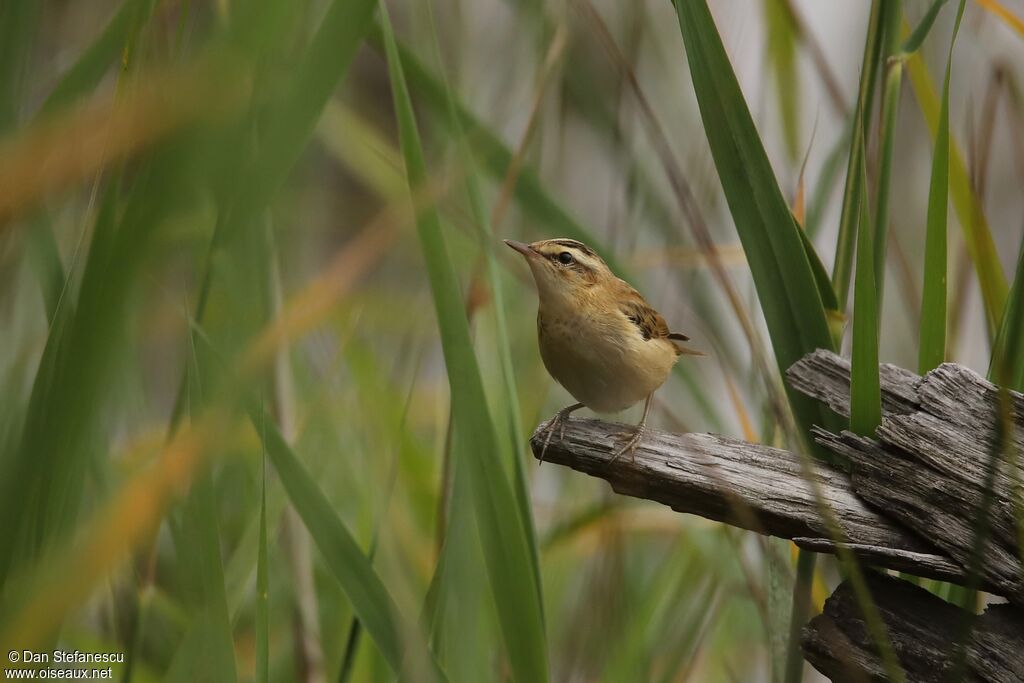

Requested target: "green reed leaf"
[
  {"left": 255, "top": 405, "right": 446, "bottom": 681},
  {"left": 379, "top": 5, "right": 549, "bottom": 682},
  {"left": 901, "top": 0, "right": 949, "bottom": 55},
  {"left": 831, "top": 0, "right": 886, "bottom": 311},
  {"left": 851, "top": 134, "right": 881, "bottom": 436},
  {"left": 905, "top": 19, "right": 1007, "bottom": 337},
  {"left": 918, "top": 0, "right": 966, "bottom": 374},
  {"left": 39, "top": 0, "right": 157, "bottom": 116},
  {"left": 672, "top": 0, "right": 840, "bottom": 442}
]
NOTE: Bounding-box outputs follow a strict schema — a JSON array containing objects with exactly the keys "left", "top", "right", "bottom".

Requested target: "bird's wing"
[
  {"left": 617, "top": 282, "right": 702, "bottom": 355},
  {"left": 617, "top": 284, "right": 673, "bottom": 341}
]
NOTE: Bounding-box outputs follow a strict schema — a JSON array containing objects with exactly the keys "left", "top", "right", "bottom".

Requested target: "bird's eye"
[{"left": 557, "top": 252, "right": 574, "bottom": 265}]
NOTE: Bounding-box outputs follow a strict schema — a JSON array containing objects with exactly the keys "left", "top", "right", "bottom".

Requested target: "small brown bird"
[{"left": 505, "top": 237, "right": 700, "bottom": 462}]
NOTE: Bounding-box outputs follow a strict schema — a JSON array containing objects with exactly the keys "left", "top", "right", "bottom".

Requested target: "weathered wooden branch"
[
  {"left": 530, "top": 418, "right": 965, "bottom": 583},
  {"left": 528, "top": 350, "right": 1024, "bottom": 679},
  {"left": 531, "top": 349, "right": 1024, "bottom": 680},
  {"left": 530, "top": 350, "right": 1024, "bottom": 601},
  {"left": 801, "top": 571, "right": 1024, "bottom": 682},
  {"left": 789, "top": 350, "right": 1024, "bottom": 606}
]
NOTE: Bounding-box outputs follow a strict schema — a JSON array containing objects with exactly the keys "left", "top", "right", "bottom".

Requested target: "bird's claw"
[
  {"left": 538, "top": 405, "right": 581, "bottom": 463},
  {"left": 608, "top": 426, "right": 645, "bottom": 465},
  {"left": 538, "top": 413, "right": 566, "bottom": 464}
]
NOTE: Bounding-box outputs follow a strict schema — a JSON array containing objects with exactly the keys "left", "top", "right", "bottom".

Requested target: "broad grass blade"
[
  {"left": 905, "top": 25, "right": 1007, "bottom": 336},
  {"left": 871, "top": 0, "right": 904, "bottom": 306},
  {"left": 918, "top": 0, "right": 966, "bottom": 374},
  {"left": 422, "top": 0, "right": 541, "bottom": 598},
  {"left": 851, "top": 137, "right": 881, "bottom": 436},
  {"left": 831, "top": 0, "right": 886, "bottom": 310},
  {"left": 255, "top": 406, "right": 447, "bottom": 681},
  {"left": 379, "top": 5, "right": 549, "bottom": 681},
  {"left": 672, "top": 0, "right": 840, "bottom": 441},
  {"left": 39, "top": 0, "right": 158, "bottom": 116}
]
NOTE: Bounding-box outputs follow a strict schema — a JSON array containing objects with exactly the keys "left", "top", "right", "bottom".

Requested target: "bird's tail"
[
  {"left": 671, "top": 342, "right": 707, "bottom": 357},
  {"left": 667, "top": 332, "right": 706, "bottom": 357}
]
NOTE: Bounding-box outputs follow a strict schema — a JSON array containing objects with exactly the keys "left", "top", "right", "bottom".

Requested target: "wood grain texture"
[
  {"left": 789, "top": 350, "right": 1024, "bottom": 605},
  {"left": 802, "top": 572, "right": 1024, "bottom": 683},
  {"left": 529, "top": 418, "right": 964, "bottom": 582},
  {"left": 785, "top": 349, "right": 921, "bottom": 418},
  {"left": 532, "top": 348, "right": 1024, "bottom": 679}
]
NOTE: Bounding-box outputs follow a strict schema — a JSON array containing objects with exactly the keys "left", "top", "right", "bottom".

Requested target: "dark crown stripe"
[{"left": 549, "top": 239, "right": 596, "bottom": 257}]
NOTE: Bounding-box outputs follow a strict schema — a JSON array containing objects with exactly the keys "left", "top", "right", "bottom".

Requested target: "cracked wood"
[
  {"left": 530, "top": 418, "right": 964, "bottom": 583},
  {"left": 788, "top": 350, "right": 1024, "bottom": 605}
]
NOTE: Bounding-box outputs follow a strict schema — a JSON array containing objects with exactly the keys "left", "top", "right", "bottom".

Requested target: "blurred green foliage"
[{"left": 0, "top": 1, "right": 1022, "bottom": 681}]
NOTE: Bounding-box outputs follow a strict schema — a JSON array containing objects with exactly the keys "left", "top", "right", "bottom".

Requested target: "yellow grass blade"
[
  {"left": 904, "top": 21, "right": 1008, "bottom": 336},
  {"left": 976, "top": 0, "right": 1024, "bottom": 37}
]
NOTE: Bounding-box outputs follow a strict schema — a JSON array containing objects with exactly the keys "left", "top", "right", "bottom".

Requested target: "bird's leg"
[
  {"left": 538, "top": 403, "right": 585, "bottom": 463},
  {"left": 609, "top": 394, "right": 653, "bottom": 465}
]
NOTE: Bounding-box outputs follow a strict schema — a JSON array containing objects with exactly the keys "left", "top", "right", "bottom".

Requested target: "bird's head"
[{"left": 504, "top": 238, "right": 613, "bottom": 308}]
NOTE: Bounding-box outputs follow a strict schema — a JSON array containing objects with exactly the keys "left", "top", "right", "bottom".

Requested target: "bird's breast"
[{"left": 537, "top": 306, "right": 677, "bottom": 413}]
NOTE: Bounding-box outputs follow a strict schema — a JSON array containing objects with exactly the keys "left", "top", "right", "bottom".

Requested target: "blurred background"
[{"left": 1, "top": 0, "right": 1022, "bottom": 681}]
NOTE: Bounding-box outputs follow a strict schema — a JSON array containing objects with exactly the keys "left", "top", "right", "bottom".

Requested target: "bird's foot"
[
  {"left": 609, "top": 425, "right": 646, "bottom": 465},
  {"left": 538, "top": 407, "right": 576, "bottom": 463}
]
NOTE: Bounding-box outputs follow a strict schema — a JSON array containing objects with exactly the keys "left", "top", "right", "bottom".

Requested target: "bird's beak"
[{"left": 504, "top": 239, "right": 537, "bottom": 259}]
